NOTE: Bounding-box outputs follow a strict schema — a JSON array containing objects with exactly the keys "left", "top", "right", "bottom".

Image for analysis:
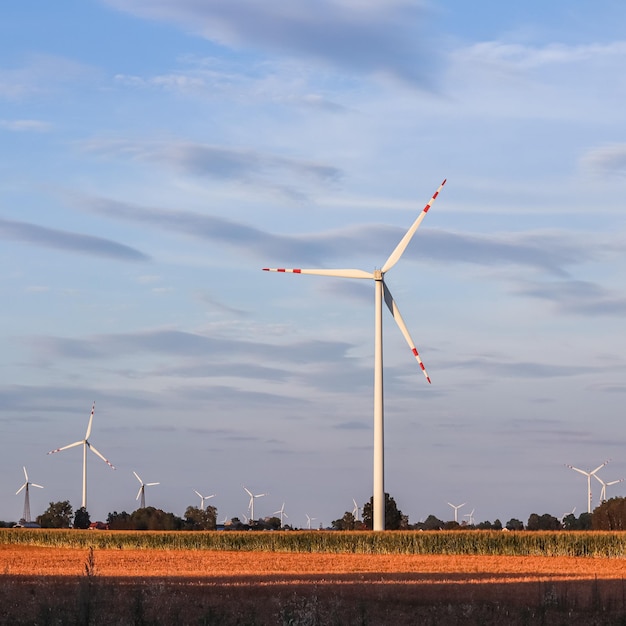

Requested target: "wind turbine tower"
[
  {"left": 134, "top": 471, "right": 160, "bottom": 509},
  {"left": 243, "top": 486, "right": 266, "bottom": 523},
  {"left": 274, "top": 503, "right": 288, "bottom": 528},
  {"left": 15, "top": 466, "right": 43, "bottom": 523},
  {"left": 264, "top": 180, "right": 446, "bottom": 530},
  {"left": 447, "top": 502, "right": 466, "bottom": 524},
  {"left": 566, "top": 460, "right": 610, "bottom": 513},
  {"left": 47, "top": 402, "right": 115, "bottom": 510}
]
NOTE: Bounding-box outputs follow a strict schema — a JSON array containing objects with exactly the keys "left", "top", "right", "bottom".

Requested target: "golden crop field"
[{"left": 3, "top": 530, "right": 626, "bottom": 624}]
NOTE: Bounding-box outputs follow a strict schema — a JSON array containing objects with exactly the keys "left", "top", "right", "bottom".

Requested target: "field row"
[{"left": 5, "top": 528, "right": 626, "bottom": 556}]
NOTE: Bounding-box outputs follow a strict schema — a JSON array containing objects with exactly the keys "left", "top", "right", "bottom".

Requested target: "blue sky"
[{"left": 2, "top": 0, "right": 626, "bottom": 527}]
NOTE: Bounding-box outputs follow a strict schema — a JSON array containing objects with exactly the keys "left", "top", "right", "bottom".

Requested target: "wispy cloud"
[
  {"left": 71, "top": 192, "right": 596, "bottom": 274},
  {"left": 81, "top": 138, "right": 342, "bottom": 200},
  {"left": 0, "top": 119, "right": 51, "bottom": 132},
  {"left": 514, "top": 279, "right": 626, "bottom": 316},
  {"left": 0, "top": 217, "right": 150, "bottom": 262},
  {"left": 580, "top": 144, "right": 626, "bottom": 178},
  {"left": 102, "top": 0, "right": 436, "bottom": 86}
]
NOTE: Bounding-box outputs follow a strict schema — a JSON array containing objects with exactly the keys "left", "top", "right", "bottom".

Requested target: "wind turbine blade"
[
  {"left": 591, "top": 460, "right": 610, "bottom": 475},
  {"left": 263, "top": 268, "right": 373, "bottom": 279},
  {"left": 194, "top": 490, "right": 202, "bottom": 498},
  {"left": 383, "top": 284, "right": 431, "bottom": 383},
  {"left": 133, "top": 471, "right": 143, "bottom": 484},
  {"left": 48, "top": 440, "right": 83, "bottom": 454},
  {"left": 243, "top": 486, "right": 253, "bottom": 497},
  {"left": 32, "top": 483, "right": 44, "bottom": 489},
  {"left": 608, "top": 479, "right": 624, "bottom": 486},
  {"left": 566, "top": 465, "right": 589, "bottom": 477},
  {"left": 146, "top": 482, "right": 160, "bottom": 486},
  {"left": 88, "top": 444, "right": 115, "bottom": 469},
  {"left": 381, "top": 179, "right": 446, "bottom": 274},
  {"left": 16, "top": 483, "right": 26, "bottom": 495},
  {"left": 136, "top": 487, "right": 143, "bottom": 500},
  {"left": 85, "top": 402, "right": 96, "bottom": 439},
  {"left": 23, "top": 466, "right": 28, "bottom": 481}
]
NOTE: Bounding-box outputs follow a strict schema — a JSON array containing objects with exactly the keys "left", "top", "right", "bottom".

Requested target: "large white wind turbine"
[
  {"left": 447, "top": 502, "right": 466, "bottom": 524},
  {"left": 47, "top": 402, "right": 115, "bottom": 510},
  {"left": 593, "top": 474, "right": 624, "bottom": 503},
  {"left": 264, "top": 181, "right": 446, "bottom": 531},
  {"left": 15, "top": 466, "right": 43, "bottom": 523},
  {"left": 352, "top": 499, "right": 361, "bottom": 522},
  {"left": 194, "top": 490, "right": 216, "bottom": 511},
  {"left": 244, "top": 486, "right": 266, "bottom": 523},
  {"left": 134, "top": 471, "right": 160, "bottom": 509},
  {"left": 566, "top": 460, "right": 610, "bottom": 513}
]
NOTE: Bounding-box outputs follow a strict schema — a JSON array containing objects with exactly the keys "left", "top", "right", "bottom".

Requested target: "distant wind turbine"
[
  {"left": 352, "top": 499, "right": 361, "bottom": 522},
  {"left": 463, "top": 509, "right": 475, "bottom": 526},
  {"left": 593, "top": 474, "right": 624, "bottom": 503},
  {"left": 264, "top": 180, "right": 446, "bottom": 530},
  {"left": 566, "top": 460, "right": 610, "bottom": 513},
  {"left": 306, "top": 514, "right": 317, "bottom": 530},
  {"left": 134, "top": 471, "right": 159, "bottom": 509},
  {"left": 15, "top": 466, "right": 43, "bottom": 523},
  {"left": 194, "top": 490, "right": 215, "bottom": 511},
  {"left": 447, "top": 502, "right": 466, "bottom": 524},
  {"left": 274, "top": 502, "right": 288, "bottom": 528},
  {"left": 243, "top": 486, "right": 266, "bottom": 523},
  {"left": 47, "top": 402, "right": 115, "bottom": 509}
]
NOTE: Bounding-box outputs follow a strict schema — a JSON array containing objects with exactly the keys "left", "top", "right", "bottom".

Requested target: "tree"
[
  {"left": 107, "top": 510, "right": 132, "bottom": 530},
  {"left": 362, "top": 493, "right": 404, "bottom": 530},
  {"left": 332, "top": 512, "right": 356, "bottom": 531},
  {"left": 184, "top": 505, "right": 217, "bottom": 530},
  {"left": 36, "top": 501, "right": 73, "bottom": 528},
  {"left": 73, "top": 507, "right": 91, "bottom": 529},
  {"left": 505, "top": 518, "right": 524, "bottom": 531},
  {"left": 416, "top": 515, "right": 444, "bottom": 531},
  {"left": 527, "top": 513, "right": 561, "bottom": 531},
  {"left": 131, "top": 507, "right": 183, "bottom": 530},
  {"left": 593, "top": 497, "right": 626, "bottom": 530}
]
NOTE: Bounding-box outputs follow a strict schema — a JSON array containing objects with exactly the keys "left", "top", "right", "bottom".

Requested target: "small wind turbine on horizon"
[
  {"left": 447, "top": 502, "right": 466, "bottom": 524},
  {"left": 352, "top": 499, "right": 361, "bottom": 522},
  {"left": 593, "top": 474, "right": 624, "bottom": 503},
  {"left": 15, "top": 466, "right": 43, "bottom": 523},
  {"left": 264, "top": 180, "right": 447, "bottom": 530},
  {"left": 463, "top": 509, "right": 475, "bottom": 526},
  {"left": 244, "top": 486, "right": 267, "bottom": 523},
  {"left": 47, "top": 402, "right": 115, "bottom": 510},
  {"left": 274, "top": 502, "right": 288, "bottom": 528},
  {"left": 306, "top": 514, "right": 317, "bottom": 530},
  {"left": 566, "top": 460, "right": 610, "bottom": 514},
  {"left": 194, "top": 490, "right": 216, "bottom": 511},
  {"left": 134, "top": 471, "right": 159, "bottom": 509}
]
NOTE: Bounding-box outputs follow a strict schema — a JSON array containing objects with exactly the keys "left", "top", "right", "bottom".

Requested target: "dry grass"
[{"left": 3, "top": 543, "right": 626, "bottom": 624}]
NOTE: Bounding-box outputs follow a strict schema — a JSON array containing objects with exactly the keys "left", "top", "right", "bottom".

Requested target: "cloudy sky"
[{"left": 2, "top": 1, "right": 626, "bottom": 527}]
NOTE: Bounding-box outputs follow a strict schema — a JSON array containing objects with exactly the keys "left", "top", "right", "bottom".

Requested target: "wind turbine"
[
  {"left": 134, "top": 471, "right": 159, "bottom": 509},
  {"left": 264, "top": 180, "right": 446, "bottom": 530},
  {"left": 243, "top": 486, "right": 266, "bottom": 523},
  {"left": 47, "top": 402, "right": 115, "bottom": 509},
  {"left": 447, "top": 502, "right": 466, "bottom": 524},
  {"left": 463, "top": 508, "right": 475, "bottom": 526},
  {"left": 194, "top": 490, "right": 216, "bottom": 511},
  {"left": 593, "top": 474, "right": 624, "bottom": 503},
  {"left": 352, "top": 499, "right": 361, "bottom": 522},
  {"left": 306, "top": 514, "right": 317, "bottom": 530},
  {"left": 565, "top": 460, "right": 610, "bottom": 513},
  {"left": 274, "top": 502, "right": 288, "bottom": 528},
  {"left": 15, "top": 466, "right": 43, "bottom": 523}
]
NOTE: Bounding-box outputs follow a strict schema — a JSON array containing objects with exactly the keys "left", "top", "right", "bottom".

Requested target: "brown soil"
[{"left": 2, "top": 546, "right": 626, "bottom": 624}]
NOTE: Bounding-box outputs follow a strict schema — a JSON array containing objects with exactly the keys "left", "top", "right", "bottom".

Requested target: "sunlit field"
[{"left": 3, "top": 530, "right": 626, "bottom": 624}]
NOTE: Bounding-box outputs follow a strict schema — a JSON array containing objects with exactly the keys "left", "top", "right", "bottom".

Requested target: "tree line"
[{"left": 3, "top": 494, "right": 626, "bottom": 531}]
